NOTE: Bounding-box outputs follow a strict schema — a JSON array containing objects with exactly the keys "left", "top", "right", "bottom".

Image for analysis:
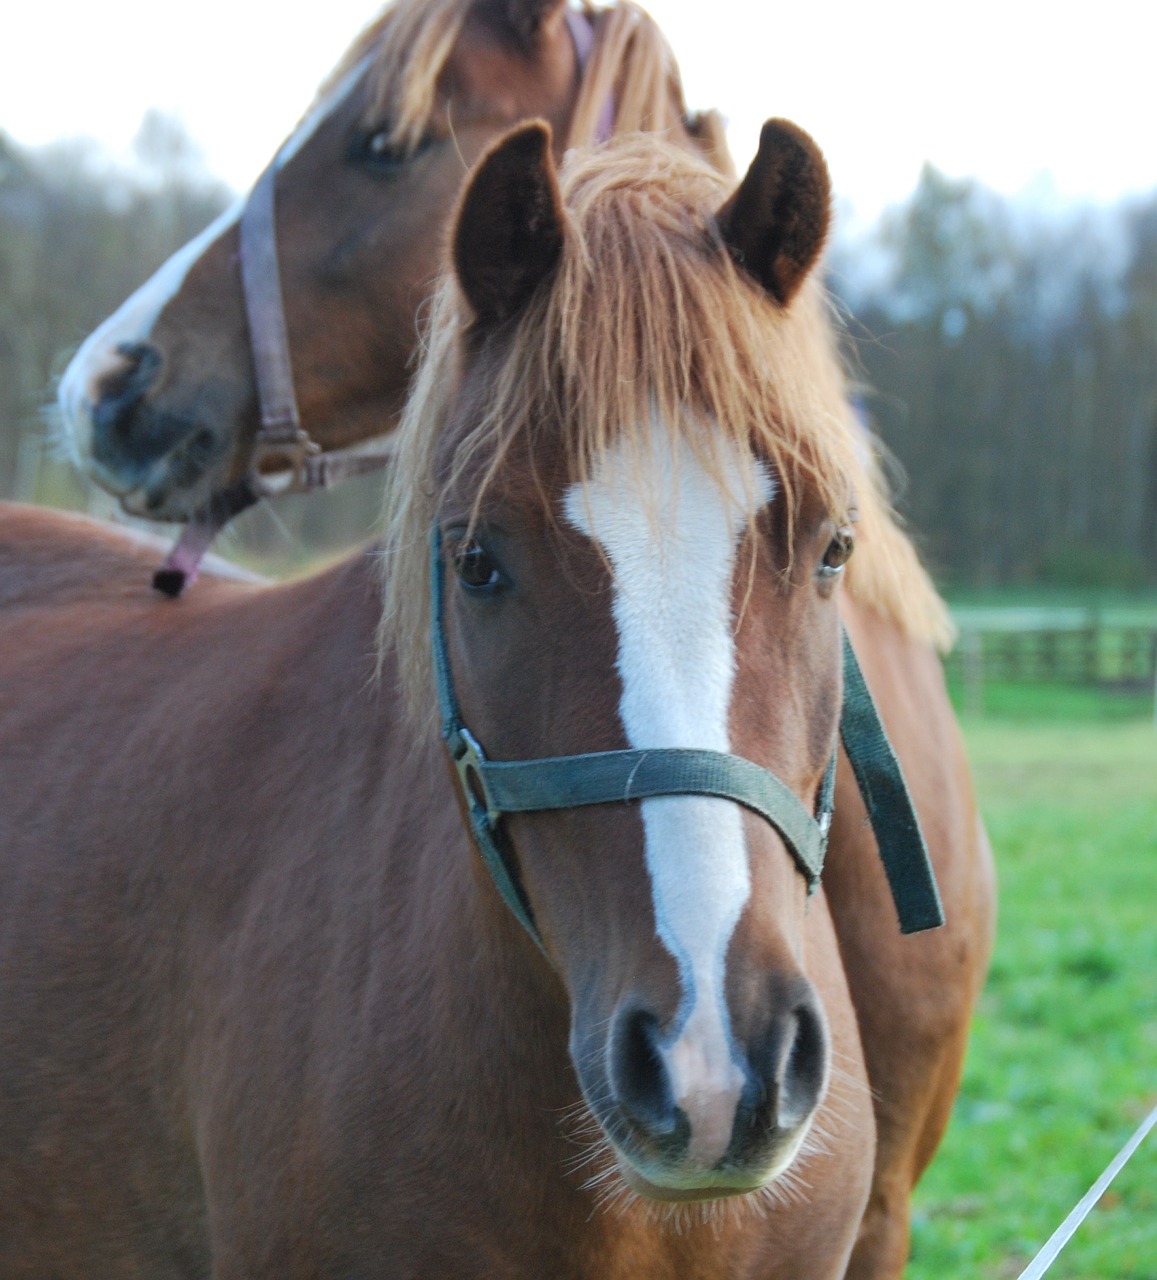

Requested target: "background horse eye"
[
  {"left": 820, "top": 528, "right": 855, "bottom": 576},
  {"left": 454, "top": 540, "right": 500, "bottom": 591},
  {"left": 349, "top": 127, "right": 430, "bottom": 172}
]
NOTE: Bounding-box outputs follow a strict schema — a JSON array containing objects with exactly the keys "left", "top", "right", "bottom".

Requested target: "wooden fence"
[{"left": 943, "top": 607, "right": 1157, "bottom": 720}]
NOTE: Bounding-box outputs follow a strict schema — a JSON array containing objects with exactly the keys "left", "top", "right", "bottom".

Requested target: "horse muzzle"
[
  {"left": 576, "top": 974, "right": 829, "bottom": 1200},
  {"left": 78, "top": 343, "right": 233, "bottom": 518}
]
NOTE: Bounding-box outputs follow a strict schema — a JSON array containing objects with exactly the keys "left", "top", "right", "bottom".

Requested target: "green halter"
[{"left": 431, "top": 527, "right": 942, "bottom": 955}]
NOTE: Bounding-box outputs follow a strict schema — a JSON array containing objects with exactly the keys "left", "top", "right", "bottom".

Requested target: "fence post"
[
  {"left": 962, "top": 629, "right": 983, "bottom": 717},
  {"left": 1152, "top": 634, "right": 1157, "bottom": 732}
]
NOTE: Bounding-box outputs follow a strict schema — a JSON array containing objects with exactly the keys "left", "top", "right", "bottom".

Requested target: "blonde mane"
[
  {"left": 380, "top": 138, "right": 951, "bottom": 710},
  {"left": 320, "top": 0, "right": 732, "bottom": 166}
]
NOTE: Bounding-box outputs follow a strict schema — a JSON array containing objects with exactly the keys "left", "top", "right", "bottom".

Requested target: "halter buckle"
[
  {"left": 447, "top": 727, "right": 501, "bottom": 828},
  {"left": 250, "top": 428, "right": 321, "bottom": 496}
]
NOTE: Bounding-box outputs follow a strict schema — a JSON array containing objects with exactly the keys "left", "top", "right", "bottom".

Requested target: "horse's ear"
[
  {"left": 453, "top": 120, "right": 565, "bottom": 327},
  {"left": 474, "top": 0, "right": 569, "bottom": 52},
  {"left": 716, "top": 119, "right": 831, "bottom": 307}
]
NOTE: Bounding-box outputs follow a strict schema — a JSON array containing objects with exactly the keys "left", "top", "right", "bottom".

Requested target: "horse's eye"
[
  {"left": 349, "top": 126, "right": 430, "bottom": 171},
  {"left": 819, "top": 528, "right": 854, "bottom": 577},
  {"left": 454, "top": 540, "right": 501, "bottom": 591}
]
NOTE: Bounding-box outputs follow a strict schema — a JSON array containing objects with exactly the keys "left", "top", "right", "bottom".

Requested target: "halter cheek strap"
[
  {"left": 153, "top": 160, "right": 392, "bottom": 597},
  {"left": 839, "top": 632, "right": 945, "bottom": 933}
]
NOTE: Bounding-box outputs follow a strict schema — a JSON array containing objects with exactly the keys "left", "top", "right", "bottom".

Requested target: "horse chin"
[
  {"left": 612, "top": 1120, "right": 813, "bottom": 1205},
  {"left": 617, "top": 1162, "right": 760, "bottom": 1203},
  {"left": 113, "top": 431, "right": 230, "bottom": 522}
]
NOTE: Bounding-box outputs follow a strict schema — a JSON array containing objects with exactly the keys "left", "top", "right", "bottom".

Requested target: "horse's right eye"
[{"left": 454, "top": 540, "right": 501, "bottom": 591}]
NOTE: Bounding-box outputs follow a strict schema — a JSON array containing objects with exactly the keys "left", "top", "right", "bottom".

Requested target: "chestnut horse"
[
  {"left": 53, "top": 2, "right": 993, "bottom": 1273},
  {"left": 2, "top": 123, "right": 893, "bottom": 1276}
]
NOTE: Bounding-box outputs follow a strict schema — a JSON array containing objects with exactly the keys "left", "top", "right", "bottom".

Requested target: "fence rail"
[{"left": 943, "top": 608, "right": 1157, "bottom": 721}]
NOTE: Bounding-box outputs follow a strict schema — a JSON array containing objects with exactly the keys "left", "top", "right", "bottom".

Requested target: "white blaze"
[
  {"left": 57, "top": 199, "right": 243, "bottom": 465},
  {"left": 563, "top": 415, "right": 774, "bottom": 1168}
]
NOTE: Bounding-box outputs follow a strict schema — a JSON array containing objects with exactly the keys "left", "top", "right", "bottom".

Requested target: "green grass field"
[{"left": 906, "top": 712, "right": 1157, "bottom": 1279}]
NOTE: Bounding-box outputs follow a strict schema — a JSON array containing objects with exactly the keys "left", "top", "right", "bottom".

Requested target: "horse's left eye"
[
  {"left": 454, "top": 540, "right": 501, "bottom": 591},
  {"left": 819, "top": 528, "right": 854, "bottom": 578}
]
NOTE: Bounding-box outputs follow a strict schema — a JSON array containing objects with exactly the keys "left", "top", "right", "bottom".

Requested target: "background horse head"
[
  {"left": 60, "top": 0, "right": 729, "bottom": 523},
  {"left": 380, "top": 118, "right": 873, "bottom": 1216}
]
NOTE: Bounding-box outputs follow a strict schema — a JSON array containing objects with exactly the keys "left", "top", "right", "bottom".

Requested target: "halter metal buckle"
[
  {"left": 250, "top": 428, "right": 321, "bottom": 496},
  {"left": 448, "top": 727, "right": 501, "bottom": 828}
]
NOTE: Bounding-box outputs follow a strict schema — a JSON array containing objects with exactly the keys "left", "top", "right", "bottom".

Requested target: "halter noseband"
[{"left": 431, "top": 527, "right": 943, "bottom": 958}]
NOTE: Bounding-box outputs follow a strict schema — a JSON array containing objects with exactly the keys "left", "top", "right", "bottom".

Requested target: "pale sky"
[{"left": 2, "top": 0, "right": 1155, "bottom": 221}]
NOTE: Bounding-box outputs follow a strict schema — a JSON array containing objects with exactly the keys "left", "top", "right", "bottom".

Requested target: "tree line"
[
  {"left": 833, "top": 166, "right": 1157, "bottom": 589},
  {"left": 2, "top": 122, "right": 1155, "bottom": 588},
  {"left": 0, "top": 116, "right": 229, "bottom": 513}
]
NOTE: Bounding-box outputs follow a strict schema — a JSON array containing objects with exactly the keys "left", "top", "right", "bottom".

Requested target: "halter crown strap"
[{"left": 564, "top": 8, "right": 616, "bottom": 145}]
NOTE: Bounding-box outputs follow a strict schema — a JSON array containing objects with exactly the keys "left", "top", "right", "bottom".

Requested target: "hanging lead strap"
[
  {"left": 838, "top": 634, "right": 944, "bottom": 933},
  {"left": 152, "top": 479, "right": 260, "bottom": 597}
]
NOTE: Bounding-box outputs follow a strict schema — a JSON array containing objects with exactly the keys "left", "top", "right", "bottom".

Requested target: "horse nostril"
[
  {"left": 775, "top": 998, "right": 827, "bottom": 1131},
  {"left": 609, "top": 1003, "right": 677, "bottom": 1140},
  {"left": 93, "top": 342, "right": 163, "bottom": 437}
]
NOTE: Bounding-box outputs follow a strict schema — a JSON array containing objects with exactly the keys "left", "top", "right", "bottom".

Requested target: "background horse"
[
  {"left": 59, "top": 0, "right": 729, "bottom": 522},
  {"left": 0, "top": 122, "right": 887, "bottom": 1278},
  {"left": 52, "top": 0, "right": 994, "bottom": 1271}
]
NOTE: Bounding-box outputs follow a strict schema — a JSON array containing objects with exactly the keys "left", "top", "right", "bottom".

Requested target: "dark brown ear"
[
  {"left": 716, "top": 119, "right": 831, "bottom": 307},
  {"left": 473, "top": 0, "right": 568, "bottom": 52},
  {"left": 453, "top": 121, "right": 565, "bottom": 327}
]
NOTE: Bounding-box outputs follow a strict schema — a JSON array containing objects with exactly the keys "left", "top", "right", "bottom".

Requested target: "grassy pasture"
[{"left": 907, "top": 714, "right": 1157, "bottom": 1278}]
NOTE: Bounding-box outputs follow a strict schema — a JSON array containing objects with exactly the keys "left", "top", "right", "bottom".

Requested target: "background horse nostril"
[
  {"left": 94, "top": 343, "right": 163, "bottom": 437},
  {"left": 609, "top": 1003, "right": 677, "bottom": 1139}
]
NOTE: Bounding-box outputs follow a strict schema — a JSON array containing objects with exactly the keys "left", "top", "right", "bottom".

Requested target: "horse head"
[
  {"left": 59, "top": 0, "right": 722, "bottom": 522},
  {"left": 384, "top": 118, "right": 858, "bottom": 1200}
]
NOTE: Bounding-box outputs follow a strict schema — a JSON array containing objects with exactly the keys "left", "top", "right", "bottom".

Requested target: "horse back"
[{"left": 0, "top": 502, "right": 262, "bottom": 609}]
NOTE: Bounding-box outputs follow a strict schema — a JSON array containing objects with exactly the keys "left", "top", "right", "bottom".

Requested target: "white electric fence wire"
[{"left": 1017, "top": 1101, "right": 1157, "bottom": 1280}]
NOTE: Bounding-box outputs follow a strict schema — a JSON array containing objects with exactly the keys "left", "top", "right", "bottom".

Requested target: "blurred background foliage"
[{"left": 0, "top": 113, "right": 230, "bottom": 515}]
